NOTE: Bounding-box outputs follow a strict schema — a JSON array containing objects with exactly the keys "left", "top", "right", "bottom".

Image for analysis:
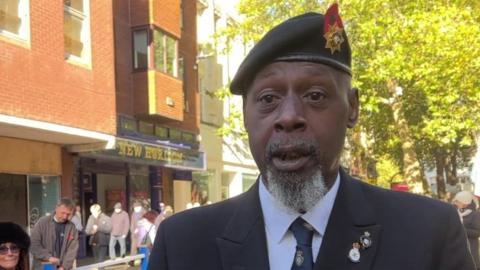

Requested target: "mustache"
[{"left": 266, "top": 139, "right": 319, "bottom": 160}]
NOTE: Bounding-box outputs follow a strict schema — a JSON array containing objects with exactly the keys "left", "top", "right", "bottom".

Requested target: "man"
[
  {"left": 109, "top": 202, "right": 130, "bottom": 259},
  {"left": 148, "top": 4, "right": 475, "bottom": 270},
  {"left": 85, "top": 204, "right": 112, "bottom": 263},
  {"left": 31, "top": 198, "right": 78, "bottom": 270},
  {"left": 453, "top": 191, "right": 480, "bottom": 269}
]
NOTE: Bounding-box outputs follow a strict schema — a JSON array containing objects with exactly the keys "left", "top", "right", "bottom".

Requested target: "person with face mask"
[
  {"left": 85, "top": 204, "right": 112, "bottom": 263},
  {"left": 30, "top": 198, "right": 78, "bottom": 270},
  {"left": 130, "top": 202, "right": 146, "bottom": 255},
  {"left": 109, "top": 202, "right": 130, "bottom": 259},
  {"left": 453, "top": 191, "right": 480, "bottom": 269}
]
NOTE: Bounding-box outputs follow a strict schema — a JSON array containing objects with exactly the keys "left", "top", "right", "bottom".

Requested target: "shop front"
[
  {"left": 74, "top": 137, "right": 206, "bottom": 216},
  {"left": 0, "top": 137, "right": 62, "bottom": 231}
]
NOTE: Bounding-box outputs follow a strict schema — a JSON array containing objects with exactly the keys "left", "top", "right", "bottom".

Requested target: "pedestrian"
[
  {"left": 139, "top": 211, "right": 159, "bottom": 250},
  {"left": 130, "top": 202, "right": 145, "bottom": 255},
  {"left": 0, "top": 222, "right": 30, "bottom": 270},
  {"left": 30, "top": 198, "right": 78, "bottom": 270},
  {"left": 70, "top": 204, "right": 87, "bottom": 259},
  {"left": 148, "top": 3, "right": 475, "bottom": 270},
  {"left": 70, "top": 204, "right": 83, "bottom": 232},
  {"left": 85, "top": 204, "right": 112, "bottom": 263},
  {"left": 109, "top": 202, "right": 130, "bottom": 259},
  {"left": 453, "top": 190, "right": 480, "bottom": 269},
  {"left": 154, "top": 205, "right": 173, "bottom": 229}
]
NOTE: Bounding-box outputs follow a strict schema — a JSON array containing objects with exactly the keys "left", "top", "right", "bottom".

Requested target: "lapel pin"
[
  {"left": 348, "top": 242, "right": 361, "bottom": 263},
  {"left": 295, "top": 249, "right": 305, "bottom": 266},
  {"left": 360, "top": 231, "right": 372, "bottom": 249}
]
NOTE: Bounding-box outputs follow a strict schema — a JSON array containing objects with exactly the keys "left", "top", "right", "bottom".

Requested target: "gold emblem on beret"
[
  {"left": 324, "top": 24, "right": 344, "bottom": 54},
  {"left": 323, "top": 3, "right": 345, "bottom": 54}
]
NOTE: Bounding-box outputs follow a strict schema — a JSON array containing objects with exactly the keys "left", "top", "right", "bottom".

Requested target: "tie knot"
[{"left": 290, "top": 218, "right": 315, "bottom": 247}]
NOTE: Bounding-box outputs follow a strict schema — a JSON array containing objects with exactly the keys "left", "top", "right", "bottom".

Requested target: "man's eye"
[
  {"left": 259, "top": 94, "right": 277, "bottom": 104},
  {"left": 305, "top": 91, "right": 325, "bottom": 101}
]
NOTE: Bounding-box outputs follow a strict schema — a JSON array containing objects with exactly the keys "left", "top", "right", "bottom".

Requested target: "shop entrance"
[{"left": 0, "top": 173, "right": 60, "bottom": 231}]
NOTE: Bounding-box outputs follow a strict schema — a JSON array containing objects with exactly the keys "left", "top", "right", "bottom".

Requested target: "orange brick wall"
[
  {"left": 152, "top": 0, "right": 181, "bottom": 38},
  {"left": 114, "top": 0, "right": 135, "bottom": 116},
  {"left": 166, "top": 0, "right": 199, "bottom": 134},
  {"left": 131, "top": 0, "right": 150, "bottom": 26},
  {"left": 131, "top": 71, "right": 184, "bottom": 122},
  {"left": 132, "top": 72, "right": 149, "bottom": 115},
  {"left": 0, "top": 1, "right": 116, "bottom": 135},
  {"left": 113, "top": 0, "right": 199, "bottom": 135},
  {"left": 154, "top": 72, "right": 183, "bottom": 121}
]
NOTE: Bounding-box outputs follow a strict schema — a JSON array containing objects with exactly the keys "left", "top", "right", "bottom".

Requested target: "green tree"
[{"left": 217, "top": 0, "right": 480, "bottom": 197}]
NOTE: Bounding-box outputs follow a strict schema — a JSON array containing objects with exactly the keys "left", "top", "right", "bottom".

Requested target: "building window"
[
  {"left": 64, "top": 0, "right": 91, "bottom": 64},
  {"left": 0, "top": 173, "right": 60, "bottom": 229},
  {"left": 28, "top": 176, "right": 60, "bottom": 227},
  {"left": 133, "top": 29, "right": 148, "bottom": 69},
  {"left": 0, "top": 0, "right": 29, "bottom": 41},
  {"left": 153, "top": 28, "right": 178, "bottom": 77}
]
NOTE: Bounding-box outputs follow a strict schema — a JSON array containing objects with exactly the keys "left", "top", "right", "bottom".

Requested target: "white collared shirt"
[{"left": 259, "top": 173, "right": 340, "bottom": 270}]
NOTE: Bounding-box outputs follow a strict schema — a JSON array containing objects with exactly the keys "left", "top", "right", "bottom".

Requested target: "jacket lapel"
[
  {"left": 49, "top": 217, "right": 57, "bottom": 256},
  {"left": 217, "top": 181, "right": 270, "bottom": 270},
  {"left": 314, "top": 169, "right": 381, "bottom": 270}
]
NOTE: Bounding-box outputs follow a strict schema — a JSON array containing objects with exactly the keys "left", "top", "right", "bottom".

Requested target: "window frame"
[
  {"left": 63, "top": 0, "right": 91, "bottom": 66},
  {"left": 131, "top": 26, "right": 181, "bottom": 79},
  {"left": 153, "top": 27, "right": 179, "bottom": 77},
  {"left": 0, "top": 0, "right": 30, "bottom": 44},
  {"left": 132, "top": 27, "right": 150, "bottom": 71}
]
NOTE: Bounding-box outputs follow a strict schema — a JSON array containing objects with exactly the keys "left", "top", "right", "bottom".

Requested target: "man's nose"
[{"left": 274, "top": 95, "right": 306, "bottom": 132}]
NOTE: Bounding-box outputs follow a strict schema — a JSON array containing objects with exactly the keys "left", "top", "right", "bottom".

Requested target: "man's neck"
[{"left": 53, "top": 216, "right": 64, "bottom": 224}]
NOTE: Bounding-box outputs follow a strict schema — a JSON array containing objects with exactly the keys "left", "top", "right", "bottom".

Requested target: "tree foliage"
[{"left": 217, "top": 0, "right": 480, "bottom": 195}]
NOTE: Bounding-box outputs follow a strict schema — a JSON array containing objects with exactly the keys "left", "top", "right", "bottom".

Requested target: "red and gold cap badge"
[{"left": 323, "top": 3, "right": 345, "bottom": 54}]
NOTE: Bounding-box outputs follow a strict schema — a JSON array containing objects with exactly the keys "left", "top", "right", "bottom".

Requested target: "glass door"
[{"left": 28, "top": 175, "right": 60, "bottom": 228}]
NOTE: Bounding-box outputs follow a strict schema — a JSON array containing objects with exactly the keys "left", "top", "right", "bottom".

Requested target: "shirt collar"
[{"left": 259, "top": 172, "right": 340, "bottom": 244}]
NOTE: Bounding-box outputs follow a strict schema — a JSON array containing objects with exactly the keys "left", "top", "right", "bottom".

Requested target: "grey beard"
[{"left": 265, "top": 167, "right": 327, "bottom": 213}]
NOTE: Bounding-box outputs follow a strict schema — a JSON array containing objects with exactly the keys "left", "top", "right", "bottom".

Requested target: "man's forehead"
[{"left": 244, "top": 61, "right": 349, "bottom": 97}]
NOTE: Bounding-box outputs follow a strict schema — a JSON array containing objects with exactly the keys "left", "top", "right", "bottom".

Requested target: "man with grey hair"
[
  {"left": 31, "top": 198, "right": 79, "bottom": 270},
  {"left": 148, "top": 4, "right": 474, "bottom": 270}
]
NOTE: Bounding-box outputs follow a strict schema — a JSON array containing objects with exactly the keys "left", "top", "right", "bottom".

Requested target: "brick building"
[
  {"left": 76, "top": 0, "right": 203, "bottom": 215},
  {"left": 0, "top": 0, "right": 116, "bottom": 228},
  {"left": 0, "top": 0, "right": 202, "bottom": 228}
]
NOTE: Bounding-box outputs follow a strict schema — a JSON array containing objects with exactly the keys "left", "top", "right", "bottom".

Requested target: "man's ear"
[{"left": 347, "top": 87, "right": 359, "bottom": 128}]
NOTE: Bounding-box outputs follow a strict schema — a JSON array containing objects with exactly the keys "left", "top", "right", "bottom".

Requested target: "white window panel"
[
  {"left": 0, "top": 0, "right": 30, "bottom": 42},
  {"left": 64, "top": 0, "right": 91, "bottom": 65}
]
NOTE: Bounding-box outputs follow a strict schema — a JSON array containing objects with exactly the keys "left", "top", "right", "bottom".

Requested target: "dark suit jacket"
[{"left": 148, "top": 170, "right": 475, "bottom": 270}]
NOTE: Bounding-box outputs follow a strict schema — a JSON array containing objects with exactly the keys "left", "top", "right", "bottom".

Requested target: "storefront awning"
[
  {"left": 79, "top": 137, "right": 206, "bottom": 171},
  {"left": 0, "top": 114, "right": 115, "bottom": 149}
]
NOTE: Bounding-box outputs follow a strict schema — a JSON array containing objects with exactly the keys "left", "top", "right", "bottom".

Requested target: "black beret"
[
  {"left": 230, "top": 5, "right": 351, "bottom": 95},
  {"left": 0, "top": 222, "right": 30, "bottom": 250}
]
